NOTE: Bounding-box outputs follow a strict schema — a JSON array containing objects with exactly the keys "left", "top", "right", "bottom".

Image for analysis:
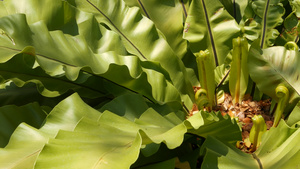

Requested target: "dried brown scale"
[{"left": 190, "top": 91, "right": 274, "bottom": 153}]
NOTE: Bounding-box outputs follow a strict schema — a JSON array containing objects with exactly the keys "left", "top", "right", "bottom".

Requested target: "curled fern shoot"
[
  {"left": 284, "top": 41, "right": 299, "bottom": 51},
  {"left": 273, "top": 85, "right": 289, "bottom": 127},
  {"left": 195, "top": 88, "right": 209, "bottom": 111}
]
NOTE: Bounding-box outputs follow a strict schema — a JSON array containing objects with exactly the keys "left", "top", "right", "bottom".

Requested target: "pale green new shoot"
[
  {"left": 195, "top": 50, "right": 215, "bottom": 111},
  {"left": 250, "top": 115, "right": 267, "bottom": 151},
  {"left": 229, "top": 37, "right": 249, "bottom": 104},
  {"left": 273, "top": 84, "right": 289, "bottom": 127}
]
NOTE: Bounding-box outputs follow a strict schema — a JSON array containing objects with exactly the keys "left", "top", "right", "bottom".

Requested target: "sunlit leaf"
[{"left": 183, "top": 0, "right": 240, "bottom": 66}]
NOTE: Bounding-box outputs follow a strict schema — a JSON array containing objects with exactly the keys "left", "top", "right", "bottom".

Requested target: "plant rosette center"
[{"left": 190, "top": 88, "right": 273, "bottom": 153}]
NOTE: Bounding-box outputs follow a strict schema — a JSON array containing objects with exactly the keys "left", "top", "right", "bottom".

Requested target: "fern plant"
[{"left": 0, "top": 0, "right": 300, "bottom": 168}]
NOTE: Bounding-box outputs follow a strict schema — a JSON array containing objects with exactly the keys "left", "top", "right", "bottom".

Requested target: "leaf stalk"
[{"left": 273, "top": 85, "right": 289, "bottom": 127}]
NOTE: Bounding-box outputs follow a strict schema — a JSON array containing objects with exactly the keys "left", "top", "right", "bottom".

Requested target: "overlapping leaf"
[
  {"left": 68, "top": 0, "right": 195, "bottom": 108},
  {"left": 35, "top": 112, "right": 142, "bottom": 169},
  {"left": 0, "top": 0, "right": 129, "bottom": 56},
  {"left": 183, "top": 0, "right": 240, "bottom": 67},
  {"left": 248, "top": 41, "right": 300, "bottom": 113},
  {"left": 0, "top": 93, "right": 241, "bottom": 168},
  {"left": 0, "top": 93, "right": 102, "bottom": 168},
  {"left": 0, "top": 13, "right": 182, "bottom": 105},
  {"left": 201, "top": 120, "right": 300, "bottom": 169}
]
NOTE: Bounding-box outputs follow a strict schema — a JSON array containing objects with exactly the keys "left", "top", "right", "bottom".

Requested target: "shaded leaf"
[
  {"left": 0, "top": 82, "right": 71, "bottom": 107},
  {"left": 186, "top": 111, "right": 242, "bottom": 144},
  {"left": 0, "top": 102, "right": 46, "bottom": 148},
  {"left": 135, "top": 158, "right": 176, "bottom": 169}
]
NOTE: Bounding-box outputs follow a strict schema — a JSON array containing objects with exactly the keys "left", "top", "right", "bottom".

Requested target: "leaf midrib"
[
  {"left": 0, "top": 69, "right": 107, "bottom": 96},
  {"left": 86, "top": 0, "right": 147, "bottom": 60},
  {"left": 137, "top": 0, "right": 150, "bottom": 19},
  {"left": 201, "top": 0, "right": 219, "bottom": 66},
  {"left": 0, "top": 46, "right": 155, "bottom": 103},
  {"left": 260, "top": 0, "right": 271, "bottom": 48},
  {"left": 180, "top": 0, "right": 188, "bottom": 18}
]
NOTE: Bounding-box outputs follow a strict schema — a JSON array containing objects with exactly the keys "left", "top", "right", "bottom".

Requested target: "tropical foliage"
[{"left": 0, "top": 0, "right": 300, "bottom": 168}]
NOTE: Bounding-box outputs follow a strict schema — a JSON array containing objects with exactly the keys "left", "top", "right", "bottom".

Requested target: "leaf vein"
[
  {"left": 201, "top": 0, "right": 219, "bottom": 66},
  {"left": 86, "top": 0, "right": 147, "bottom": 60}
]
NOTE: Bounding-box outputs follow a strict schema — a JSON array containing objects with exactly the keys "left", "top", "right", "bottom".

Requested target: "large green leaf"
[
  {"left": 0, "top": 13, "right": 182, "bottom": 105},
  {"left": 201, "top": 120, "right": 300, "bottom": 169},
  {"left": 248, "top": 41, "right": 300, "bottom": 113},
  {"left": 183, "top": 0, "right": 240, "bottom": 66},
  {"left": 0, "top": 94, "right": 162, "bottom": 168},
  {"left": 35, "top": 112, "right": 142, "bottom": 169},
  {"left": 68, "top": 0, "right": 194, "bottom": 108},
  {"left": 0, "top": 92, "right": 243, "bottom": 168},
  {"left": 100, "top": 94, "right": 241, "bottom": 147},
  {"left": 0, "top": 93, "right": 102, "bottom": 168},
  {"left": 0, "top": 94, "right": 146, "bottom": 169}
]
